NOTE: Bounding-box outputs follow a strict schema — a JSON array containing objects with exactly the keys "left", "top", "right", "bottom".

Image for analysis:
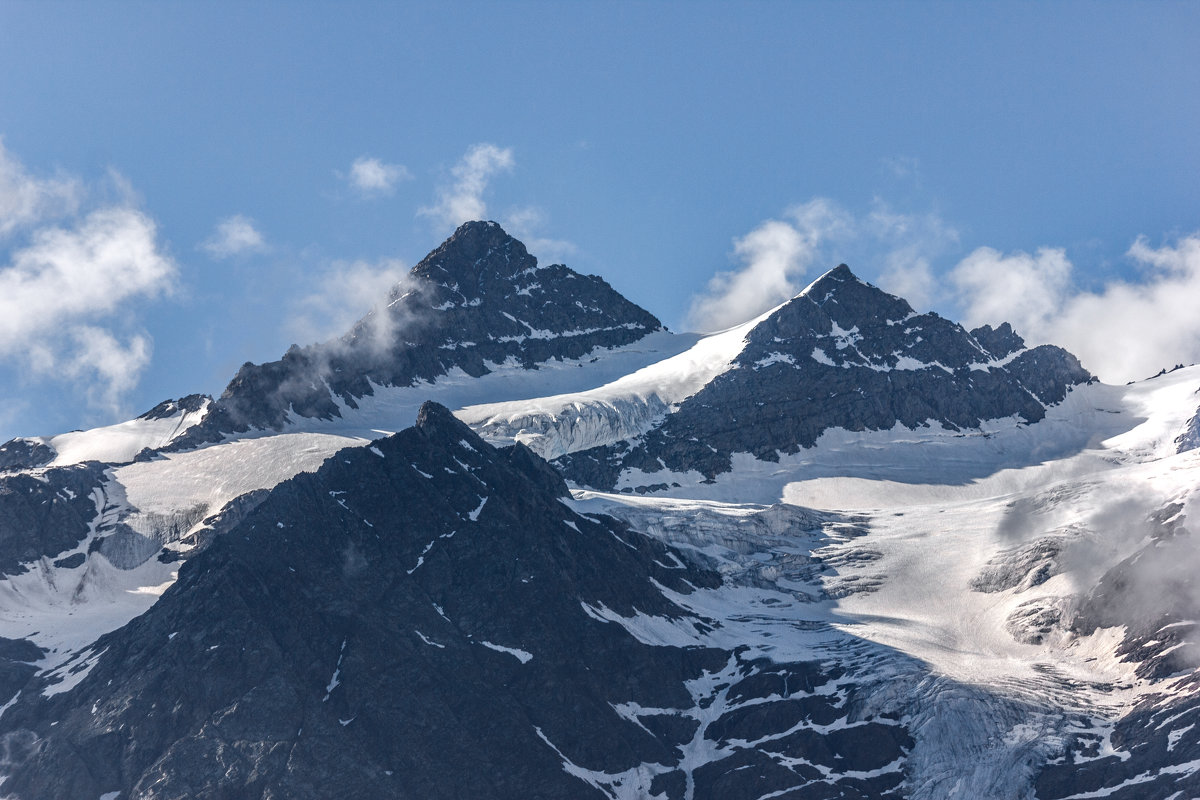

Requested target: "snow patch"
[{"left": 479, "top": 640, "right": 533, "bottom": 664}]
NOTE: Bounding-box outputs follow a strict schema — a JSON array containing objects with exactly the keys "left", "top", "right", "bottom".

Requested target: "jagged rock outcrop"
[{"left": 0, "top": 438, "right": 55, "bottom": 472}]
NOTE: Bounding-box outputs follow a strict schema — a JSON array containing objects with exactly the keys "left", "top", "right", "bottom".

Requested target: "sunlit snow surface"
[
  {"left": 567, "top": 366, "right": 1200, "bottom": 797},
  {"left": 42, "top": 397, "right": 210, "bottom": 466}
]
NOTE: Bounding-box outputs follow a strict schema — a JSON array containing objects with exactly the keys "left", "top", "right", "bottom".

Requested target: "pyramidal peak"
[
  {"left": 160, "top": 222, "right": 664, "bottom": 444},
  {"left": 408, "top": 220, "right": 539, "bottom": 296}
]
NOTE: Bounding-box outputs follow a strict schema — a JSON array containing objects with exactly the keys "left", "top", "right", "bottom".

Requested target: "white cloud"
[
  {"left": 287, "top": 258, "right": 411, "bottom": 347},
  {"left": 949, "top": 235, "right": 1200, "bottom": 383},
  {"left": 201, "top": 214, "right": 266, "bottom": 258},
  {"left": 687, "top": 200, "right": 852, "bottom": 332},
  {"left": 345, "top": 156, "right": 411, "bottom": 196},
  {"left": 881, "top": 155, "right": 921, "bottom": 182},
  {"left": 501, "top": 207, "right": 576, "bottom": 265},
  {"left": 687, "top": 198, "right": 962, "bottom": 332},
  {"left": 0, "top": 138, "right": 82, "bottom": 239},
  {"left": 63, "top": 327, "right": 153, "bottom": 413},
  {"left": 950, "top": 246, "right": 1073, "bottom": 337},
  {"left": 0, "top": 208, "right": 175, "bottom": 350},
  {"left": 866, "top": 204, "right": 960, "bottom": 312},
  {"left": 0, "top": 202, "right": 176, "bottom": 415},
  {"left": 419, "top": 143, "right": 514, "bottom": 231}
]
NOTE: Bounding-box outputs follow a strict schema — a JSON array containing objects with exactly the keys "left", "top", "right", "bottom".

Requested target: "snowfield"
[{"left": 568, "top": 365, "right": 1200, "bottom": 797}]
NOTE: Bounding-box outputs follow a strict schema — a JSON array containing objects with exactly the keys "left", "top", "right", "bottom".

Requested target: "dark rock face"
[
  {"left": 0, "top": 636, "right": 44, "bottom": 707},
  {"left": 970, "top": 322, "right": 1025, "bottom": 359},
  {"left": 1035, "top": 505, "right": 1200, "bottom": 798},
  {"left": 971, "top": 537, "right": 1065, "bottom": 594},
  {"left": 172, "top": 221, "right": 663, "bottom": 447},
  {"left": 559, "top": 265, "right": 1092, "bottom": 490},
  {"left": 137, "top": 393, "right": 209, "bottom": 421},
  {"left": 0, "top": 438, "right": 55, "bottom": 472},
  {"left": 0, "top": 462, "right": 105, "bottom": 577},
  {"left": 1177, "top": 403, "right": 1200, "bottom": 454},
  {"left": 1071, "top": 504, "right": 1200, "bottom": 681},
  {"left": 1037, "top": 681, "right": 1200, "bottom": 800},
  {"left": 0, "top": 402, "right": 910, "bottom": 799}
]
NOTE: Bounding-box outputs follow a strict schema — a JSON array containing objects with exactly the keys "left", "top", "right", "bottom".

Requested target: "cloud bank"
[
  {"left": 951, "top": 235, "right": 1200, "bottom": 383},
  {"left": 692, "top": 195, "right": 1200, "bottom": 383},
  {"left": 420, "top": 143, "right": 514, "bottom": 231},
  {"left": 202, "top": 214, "right": 266, "bottom": 258}
]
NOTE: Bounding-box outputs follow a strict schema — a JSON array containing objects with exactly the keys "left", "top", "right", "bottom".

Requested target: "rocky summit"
[{"left": 0, "top": 225, "right": 1198, "bottom": 799}]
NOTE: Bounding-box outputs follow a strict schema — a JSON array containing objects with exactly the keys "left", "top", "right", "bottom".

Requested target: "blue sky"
[{"left": 0, "top": 1, "right": 1197, "bottom": 441}]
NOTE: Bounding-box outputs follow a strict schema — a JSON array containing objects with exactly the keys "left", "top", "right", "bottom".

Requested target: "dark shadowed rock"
[
  {"left": 970, "top": 322, "right": 1025, "bottom": 359},
  {"left": 0, "top": 462, "right": 106, "bottom": 577},
  {"left": 0, "top": 438, "right": 55, "bottom": 472},
  {"left": 0, "top": 402, "right": 917, "bottom": 799}
]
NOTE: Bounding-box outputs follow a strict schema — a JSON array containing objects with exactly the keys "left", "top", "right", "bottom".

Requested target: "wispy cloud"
[
  {"left": 880, "top": 155, "right": 921, "bottom": 183},
  {"left": 419, "top": 143, "right": 514, "bottom": 231},
  {"left": 687, "top": 200, "right": 852, "bottom": 332},
  {"left": 286, "top": 257, "right": 411, "bottom": 348},
  {"left": 343, "top": 156, "right": 411, "bottom": 196},
  {"left": 687, "top": 199, "right": 957, "bottom": 332},
  {"left": 201, "top": 214, "right": 266, "bottom": 258},
  {"left": 868, "top": 203, "right": 960, "bottom": 312},
  {"left": 951, "top": 234, "right": 1200, "bottom": 382},
  {"left": 0, "top": 193, "right": 176, "bottom": 416},
  {"left": 0, "top": 138, "right": 82, "bottom": 240},
  {"left": 500, "top": 207, "right": 576, "bottom": 265}
]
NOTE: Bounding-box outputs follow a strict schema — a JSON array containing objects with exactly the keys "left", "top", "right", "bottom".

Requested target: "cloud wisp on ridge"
[
  {"left": 686, "top": 199, "right": 958, "bottom": 333},
  {"left": 951, "top": 234, "right": 1200, "bottom": 383},
  {"left": 419, "top": 143, "right": 514, "bottom": 231}
]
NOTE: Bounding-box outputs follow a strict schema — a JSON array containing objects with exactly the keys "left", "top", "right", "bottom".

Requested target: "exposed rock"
[
  {"left": 0, "top": 462, "right": 105, "bottom": 576},
  {"left": 971, "top": 537, "right": 1066, "bottom": 594},
  {"left": 970, "top": 322, "right": 1025, "bottom": 359},
  {"left": 0, "top": 402, "right": 921, "bottom": 799},
  {"left": 0, "top": 438, "right": 55, "bottom": 472}
]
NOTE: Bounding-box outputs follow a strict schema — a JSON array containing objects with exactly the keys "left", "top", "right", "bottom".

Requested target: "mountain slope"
[{"left": 0, "top": 223, "right": 681, "bottom": 671}]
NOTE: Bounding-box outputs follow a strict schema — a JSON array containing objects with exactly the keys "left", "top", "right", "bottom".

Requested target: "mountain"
[
  {"left": 173, "top": 220, "right": 665, "bottom": 448},
  {"left": 1, "top": 223, "right": 1199, "bottom": 798},
  {"left": 0, "top": 404, "right": 911, "bottom": 799},
  {"left": 470, "top": 264, "right": 1091, "bottom": 493}
]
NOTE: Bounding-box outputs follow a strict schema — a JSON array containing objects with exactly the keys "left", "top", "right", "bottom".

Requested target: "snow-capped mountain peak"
[{"left": 3, "top": 227, "right": 1198, "bottom": 799}]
